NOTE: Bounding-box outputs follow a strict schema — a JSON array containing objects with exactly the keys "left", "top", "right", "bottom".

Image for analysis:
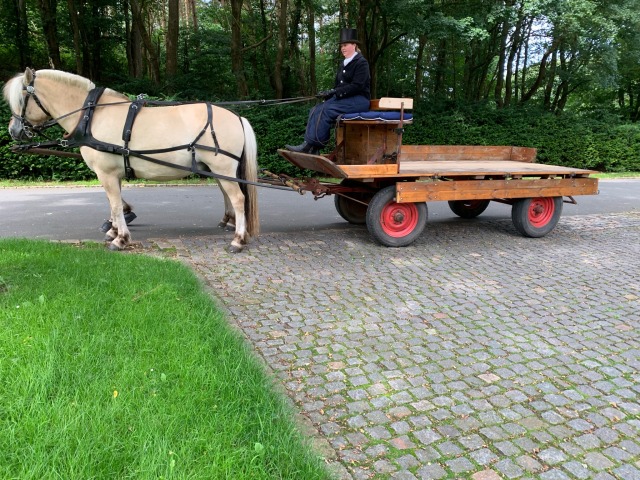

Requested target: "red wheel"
[
  {"left": 366, "top": 185, "right": 428, "bottom": 247},
  {"left": 527, "top": 198, "right": 555, "bottom": 227},
  {"left": 512, "top": 197, "right": 563, "bottom": 237},
  {"left": 380, "top": 202, "right": 420, "bottom": 237}
]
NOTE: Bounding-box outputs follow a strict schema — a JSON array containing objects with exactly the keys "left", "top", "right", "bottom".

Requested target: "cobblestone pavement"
[{"left": 148, "top": 211, "right": 640, "bottom": 480}]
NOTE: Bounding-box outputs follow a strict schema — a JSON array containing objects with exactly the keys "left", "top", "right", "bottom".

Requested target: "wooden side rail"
[{"left": 399, "top": 145, "right": 537, "bottom": 163}]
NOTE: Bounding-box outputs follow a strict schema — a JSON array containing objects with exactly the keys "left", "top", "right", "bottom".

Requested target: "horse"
[{"left": 3, "top": 68, "right": 259, "bottom": 252}]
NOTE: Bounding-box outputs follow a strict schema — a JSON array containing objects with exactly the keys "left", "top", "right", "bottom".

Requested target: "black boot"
[{"left": 285, "top": 142, "right": 312, "bottom": 153}]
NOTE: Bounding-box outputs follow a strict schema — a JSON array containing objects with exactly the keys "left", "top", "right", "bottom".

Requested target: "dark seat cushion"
[{"left": 340, "top": 111, "right": 413, "bottom": 122}]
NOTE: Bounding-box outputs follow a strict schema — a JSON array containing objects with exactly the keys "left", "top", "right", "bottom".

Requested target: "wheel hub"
[{"left": 392, "top": 211, "right": 405, "bottom": 223}]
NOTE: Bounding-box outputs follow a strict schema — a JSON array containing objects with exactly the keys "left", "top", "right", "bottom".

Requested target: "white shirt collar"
[{"left": 343, "top": 52, "right": 358, "bottom": 67}]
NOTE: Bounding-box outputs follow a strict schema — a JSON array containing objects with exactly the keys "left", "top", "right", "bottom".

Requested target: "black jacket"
[{"left": 333, "top": 53, "right": 371, "bottom": 100}]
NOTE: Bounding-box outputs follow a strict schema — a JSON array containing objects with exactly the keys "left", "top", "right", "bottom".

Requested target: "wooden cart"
[{"left": 275, "top": 98, "right": 599, "bottom": 247}]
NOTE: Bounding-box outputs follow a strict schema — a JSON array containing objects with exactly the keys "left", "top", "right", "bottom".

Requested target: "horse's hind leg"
[
  {"left": 217, "top": 183, "right": 236, "bottom": 231},
  {"left": 123, "top": 200, "right": 137, "bottom": 224},
  {"left": 218, "top": 179, "right": 247, "bottom": 253}
]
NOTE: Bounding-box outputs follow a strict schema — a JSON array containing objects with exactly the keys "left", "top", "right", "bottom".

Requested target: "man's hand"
[{"left": 316, "top": 89, "right": 336, "bottom": 100}]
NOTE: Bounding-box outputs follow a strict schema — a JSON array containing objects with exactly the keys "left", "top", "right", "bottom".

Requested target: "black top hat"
[{"left": 339, "top": 28, "right": 360, "bottom": 45}]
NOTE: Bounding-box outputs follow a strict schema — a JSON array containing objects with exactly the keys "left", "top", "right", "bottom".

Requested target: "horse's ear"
[{"left": 24, "top": 68, "right": 34, "bottom": 86}]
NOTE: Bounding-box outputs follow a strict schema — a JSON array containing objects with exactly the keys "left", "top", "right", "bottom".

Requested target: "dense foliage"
[
  {"left": 1, "top": 0, "right": 639, "bottom": 178},
  {"left": 1, "top": 100, "right": 638, "bottom": 181}
]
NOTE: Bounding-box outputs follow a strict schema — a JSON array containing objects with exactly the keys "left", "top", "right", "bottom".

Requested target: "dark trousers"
[{"left": 304, "top": 95, "right": 370, "bottom": 147}]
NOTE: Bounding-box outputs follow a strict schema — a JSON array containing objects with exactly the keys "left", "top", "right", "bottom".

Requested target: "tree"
[
  {"left": 166, "top": 0, "right": 179, "bottom": 78},
  {"left": 230, "top": 0, "right": 248, "bottom": 97},
  {"left": 37, "top": 0, "right": 61, "bottom": 68}
]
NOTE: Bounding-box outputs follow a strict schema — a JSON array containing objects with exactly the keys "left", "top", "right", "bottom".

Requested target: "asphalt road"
[{"left": 0, "top": 179, "right": 638, "bottom": 242}]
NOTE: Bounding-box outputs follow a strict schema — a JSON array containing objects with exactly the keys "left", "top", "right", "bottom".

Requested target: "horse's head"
[{"left": 3, "top": 68, "right": 52, "bottom": 141}]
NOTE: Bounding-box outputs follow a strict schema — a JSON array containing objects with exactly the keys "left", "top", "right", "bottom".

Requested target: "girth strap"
[{"left": 122, "top": 98, "right": 145, "bottom": 179}]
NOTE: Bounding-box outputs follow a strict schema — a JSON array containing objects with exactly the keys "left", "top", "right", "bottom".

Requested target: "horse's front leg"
[
  {"left": 100, "top": 198, "right": 136, "bottom": 233},
  {"left": 97, "top": 174, "right": 131, "bottom": 250}
]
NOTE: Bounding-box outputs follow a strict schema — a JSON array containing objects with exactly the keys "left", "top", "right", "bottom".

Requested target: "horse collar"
[{"left": 63, "top": 87, "right": 106, "bottom": 145}]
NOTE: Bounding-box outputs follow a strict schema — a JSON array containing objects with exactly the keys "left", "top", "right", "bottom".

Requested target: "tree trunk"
[
  {"left": 90, "top": 1, "right": 102, "bottom": 79},
  {"left": 505, "top": 14, "right": 524, "bottom": 107},
  {"left": 433, "top": 39, "right": 447, "bottom": 100},
  {"left": 414, "top": 34, "right": 427, "bottom": 101},
  {"left": 543, "top": 49, "right": 557, "bottom": 111},
  {"left": 124, "top": 0, "right": 143, "bottom": 78},
  {"left": 289, "top": 0, "right": 303, "bottom": 97},
  {"left": 37, "top": 0, "right": 61, "bottom": 68},
  {"left": 14, "top": 0, "right": 31, "bottom": 68},
  {"left": 520, "top": 39, "right": 560, "bottom": 104},
  {"left": 306, "top": 1, "right": 317, "bottom": 94},
  {"left": 66, "top": 0, "right": 84, "bottom": 74},
  {"left": 273, "top": 0, "right": 288, "bottom": 98},
  {"left": 166, "top": 0, "right": 179, "bottom": 78},
  {"left": 494, "top": 18, "right": 509, "bottom": 108},
  {"left": 230, "top": 0, "right": 248, "bottom": 97},
  {"left": 130, "top": 0, "right": 161, "bottom": 83}
]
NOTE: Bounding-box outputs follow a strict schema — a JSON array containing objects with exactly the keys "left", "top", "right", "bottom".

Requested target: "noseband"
[{"left": 13, "top": 69, "right": 53, "bottom": 138}]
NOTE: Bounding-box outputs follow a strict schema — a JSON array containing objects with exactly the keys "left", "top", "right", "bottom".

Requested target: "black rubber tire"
[
  {"left": 448, "top": 199, "right": 490, "bottom": 219},
  {"left": 334, "top": 188, "right": 373, "bottom": 225},
  {"left": 511, "top": 197, "right": 563, "bottom": 237},
  {"left": 366, "top": 185, "right": 428, "bottom": 247}
]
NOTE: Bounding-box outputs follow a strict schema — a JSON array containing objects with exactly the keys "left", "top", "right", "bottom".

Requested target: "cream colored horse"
[{"left": 4, "top": 68, "right": 259, "bottom": 252}]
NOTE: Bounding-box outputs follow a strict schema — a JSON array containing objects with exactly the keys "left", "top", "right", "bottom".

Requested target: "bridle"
[{"left": 12, "top": 69, "right": 54, "bottom": 139}]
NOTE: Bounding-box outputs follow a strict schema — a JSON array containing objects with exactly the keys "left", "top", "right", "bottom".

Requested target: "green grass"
[
  {"left": 592, "top": 171, "right": 640, "bottom": 178},
  {"left": 0, "top": 239, "right": 332, "bottom": 480}
]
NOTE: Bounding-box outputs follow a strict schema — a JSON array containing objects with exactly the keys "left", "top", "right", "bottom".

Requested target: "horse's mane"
[
  {"left": 3, "top": 69, "right": 128, "bottom": 113},
  {"left": 3, "top": 73, "right": 26, "bottom": 113}
]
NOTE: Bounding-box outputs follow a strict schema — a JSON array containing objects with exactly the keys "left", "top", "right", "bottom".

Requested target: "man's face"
[{"left": 340, "top": 42, "right": 357, "bottom": 58}]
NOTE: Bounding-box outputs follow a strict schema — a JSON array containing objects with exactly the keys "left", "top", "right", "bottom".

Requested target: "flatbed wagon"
[{"left": 273, "top": 98, "right": 599, "bottom": 247}]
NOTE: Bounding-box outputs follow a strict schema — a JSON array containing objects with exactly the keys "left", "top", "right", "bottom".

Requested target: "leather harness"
[
  {"left": 58, "top": 88, "right": 244, "bottom": 181},
  {"left": 12, "top": 77, "right": 293, "bottom": 190}
]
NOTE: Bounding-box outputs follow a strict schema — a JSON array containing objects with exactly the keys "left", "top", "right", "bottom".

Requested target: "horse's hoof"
[
  {"left": 228, "top": 245, "right": 244, "bottom": 254},
  {"left": 218, "top": 221, "right": 227, "bottom": 228},
  {"left": 104, "top": 233, "right": 116, "bottom": 241},
  {"left": 124, "top": 212, "right": 137, "bottom": 225},
  {"left": 108, "top": 242, "right": 123, "bottom": 251},
  {"left": 100, "top": 221, "right": 112, "bottom": 233}
]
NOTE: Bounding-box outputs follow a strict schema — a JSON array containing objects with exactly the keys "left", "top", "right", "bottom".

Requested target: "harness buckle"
[
  {"left": 59, "top": 139, "right": 69, "bottom": 147},
  {"left": 26, "top": 85, "right": 35, "bottom": 94}
]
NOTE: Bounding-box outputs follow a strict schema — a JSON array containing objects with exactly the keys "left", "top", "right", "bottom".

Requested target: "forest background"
[{"left": 1, "top": 0, "right": 639, "bottom": 180}]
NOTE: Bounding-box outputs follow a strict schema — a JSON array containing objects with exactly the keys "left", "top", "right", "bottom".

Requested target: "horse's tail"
[{"left": 240, "top": 116, "right": 260, "bottom": 237}]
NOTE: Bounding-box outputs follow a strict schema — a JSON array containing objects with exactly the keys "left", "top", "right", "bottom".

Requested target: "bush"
[
  {"left": 2, "top": 97, "right": 638, "bottom": 181},
  {"left": 0, "top": 102, "right": 95, "bottom": 181},
  {"left": 404, "top": 104, "right": 640, "bottom": 172}
]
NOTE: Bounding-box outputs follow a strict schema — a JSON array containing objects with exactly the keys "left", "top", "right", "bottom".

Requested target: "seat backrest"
[{"left": 369, "top": 97, "right": 414, "bottom": 111}]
